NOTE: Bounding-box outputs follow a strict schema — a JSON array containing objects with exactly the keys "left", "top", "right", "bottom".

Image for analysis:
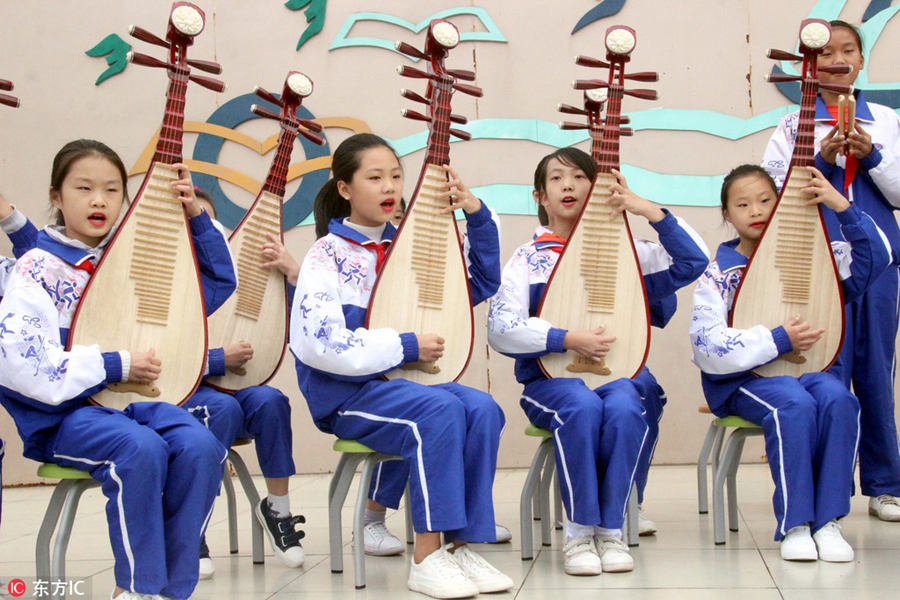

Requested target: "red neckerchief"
[
  {"left": 74, "top": 260, "right": 94, "bottom": 274},
  {"left": 825, "top": 104, "right": 858, "bottom": 193},
  {"left": 533, "top": 232, "right": 568, "bottom": 254},
  {"left": 340, "top": 237, "right": 391, "bottom": 273}
]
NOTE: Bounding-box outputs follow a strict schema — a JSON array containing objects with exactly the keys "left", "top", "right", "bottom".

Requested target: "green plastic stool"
[
  {"left": 328, "top": 439, "right": 411, "bottom": 589},
  {"left": 35, "top": 464, "right": 99, "bottom": 600}
]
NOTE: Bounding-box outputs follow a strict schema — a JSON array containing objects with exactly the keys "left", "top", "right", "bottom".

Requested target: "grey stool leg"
[
  {"left": 36, "top": 482, "right": 73, "bottom": 584},
  {"left": 221, "top": 467, "right": 239, "bottom": 554},
  {"left": 520, "top": 438, "right": 553, "bottom": 560},
  {"left": 328, "top": 453, "right": 364, "bottom": 573},
  {"left": 553, "top": 470, "right": 563, "bottom": 530},
  {"left": 697, "top": 422, "right": 719, "bottom": 514},
  {"left": 404, "top": 484, "right": 414, "bottom": 545},
  {"left": 538, "top": 445, "right": 555, "bottom": 547},
  {"left": 50, "top": 481, "right": 96, "bottom": 600},
  {"left": 713, "top": 430, "right": 746, "bottom": 544},
  {"left": 353, "top": 455, "right": 382, "bottom": 589},
  {"left": 626, "top": 482, "right": 639, "bottom": 547},
  {"left": 229, "top": 450, "right": 264, "bottom": 564}
]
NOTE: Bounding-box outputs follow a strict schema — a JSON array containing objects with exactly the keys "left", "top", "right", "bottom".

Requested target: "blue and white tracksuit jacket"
[
  {"left": 690, "top": 204, "right": 891, "bottom": 539},
  {"left": 290, "top": 203, "right": 503, "bottom": 540},
  {"left": 0, "top": 212, "right": 236, "bottom": 599},
  {"left": 488, "top": 210, "right": 709, "bottom": 527},
  {"left": 763, "top": 92, "right": 900, "bottom": 497}
]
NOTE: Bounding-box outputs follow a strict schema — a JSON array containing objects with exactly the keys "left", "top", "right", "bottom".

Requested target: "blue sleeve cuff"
[
  {"left": 834, "top": 202, "right": 862, "bottom": 226},
  {"left": 189, "top": 210, "right": 214, "bottom": 235},
  {"left": 859, "top": 145, "right": 883, "bottom": 171},
  {"left": 102, "top": 351, "right": 124, "bottom": 383},
  {"left": 649, "top": 209, "right": 675, "bottom": 234},
  {"left": 464, "top": 200, "right": 492, "bottom": 227},
  {"left": 547, "top": 327, "right": 567, "bottom": 353},
  {"left": 400, "top": 332, "right": 419, "bottom": 363},
  {"left": 814, "top": 153, "right": 836, "bottom": 178},
  {"left": 771, "top": 326, "right": 793, "bottom": 355},
  {"left": 287, "top": 283, "right": 296, "bottom": 309},
  {"left": 207, "top": 347, "right": 226, "bottom": 377}
]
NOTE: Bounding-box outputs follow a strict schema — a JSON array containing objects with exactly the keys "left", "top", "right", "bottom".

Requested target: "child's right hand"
[
  {"left": 782, "top": 316, "right": 824, "bottom": 352},
  {"left": 563, "top": 326, "right": 617, "bottom": 361},
  {"left": 819, "top": 125, "right": 846, "bottom": 165},
  {"left": 129, "top": 349, "right": 162, "bottom": 383},
  {"left": 224, "top": 340, "right": 254, "bottom": 368},
  {"left": 803, "top": 166, "right": 850, "bottom": 212},
  {"left": 416, "top": 333, "right": 445, "bottom": 362}
]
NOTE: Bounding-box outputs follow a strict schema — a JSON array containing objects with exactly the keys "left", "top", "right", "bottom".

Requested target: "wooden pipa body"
[
  {"left": 68, "top": 3, "right": 220, "bottom": 410},
  {"left": 366, "top": 20, "right": 478, "bottom": 385},
  {"left": 207, "top": 72, "right": 324, "bottom": 391},
  {"left": 730, "top": 19, "right": 845, "bottom": 377},
  {"left": 537, "top": 27, "right": 652, "bottom": 386}
]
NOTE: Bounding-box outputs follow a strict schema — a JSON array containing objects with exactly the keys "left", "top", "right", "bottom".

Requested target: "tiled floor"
[{"left": 1, "top": 464, "right": 898, "bottom": 599}]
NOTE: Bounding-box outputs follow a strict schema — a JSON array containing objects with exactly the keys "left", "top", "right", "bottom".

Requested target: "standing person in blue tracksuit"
[
  {"left": 0, "top": 139, "right": 236, "bottom": 600},
  {"left": 487, "top": 146, "right": 709, "bottom": 576},
  {"left": 762, "top": 20, "right": 900, "bottom": 522},
  {"left": 184, "top": 190, "right": 306, "bottom": 578},
  {"left": 691, "top": 164, "right": 891, "bottom": 562},
  {"left": 290, "top": 133, "right": 512, "bottom": 599}
]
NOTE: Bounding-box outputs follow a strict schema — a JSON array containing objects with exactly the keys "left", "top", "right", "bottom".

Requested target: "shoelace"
[
  {"left": 453, "top": 546, "right": 493, "bottom": 575},
  {"left": 877, "top": 494, "right": 900, "bottom": 506},
  {"left": 431, "top": 545, "right": 470, "bottom": 580}
]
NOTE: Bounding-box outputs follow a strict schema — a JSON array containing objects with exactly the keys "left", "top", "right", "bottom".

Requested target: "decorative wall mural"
[
  {"left": 85, "top": 34, "right": 132, "bottom": 85},
  {"left": 285, "top": 0, "right": 327, "bottom": 50},
  {"left": 572, "top": 0, "right": 626, "bottom": 34}
]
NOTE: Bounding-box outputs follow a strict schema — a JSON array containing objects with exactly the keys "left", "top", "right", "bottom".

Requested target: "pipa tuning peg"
[
  {"left": 395, "top": 41, "right": 428, "bottom": 60},
  {"left": 559, "top": 121, "right": 590, "bottom": 130},
  {"left": 128, "top": 51, "right": 170, "bottom": 70},
  {"left": 447, "top": 69, "right": 476, "bottom": 81},
  {"left": 819, "top": 64, "right": 853, "bottom": 75},
  {"left": 189, "top": 73, "right": 225, "bottom": 93},
  {"left": 625, "top": 71, "right": 658, "bottom": 82},
  {"left": 573, "top": 79, "right": 609, "bottom": 90},
  {"left": 297, "top": 117, "right": 324, "bottom": 133},
  {"left": 620, "top": 127, "right": 634, "bottom": 136},
  {"left": 624, "top": 88, "right": 657, "bottom": 100},
  {"left": 765, "top": 73, "right": 802, "bottom": 83},
  {"left": 820, "top": 83, "right": 854, "bottom": 94},
  {"left": 250, "top": 104, "right": 281, "bottom": 120},
  {"left": 397, "top": 66, "right": 432, "bottom": 80},
  {"left": 187, "top": 58, "right": 222, "bottom": 74},
  {"left": 298, "top": 127, "right": 326, "bottom": 145},
  {"left": 253, "top": 86, "right": 282, "bottom": 107},
  {"left": 449, "top": 128, "right": 471, "bottom": 141},
  {"left": 0, "top": 79, "right": 13, "bottom": 92},
  {"left": 128, "top": 25, "right": 169, "bottom": 48},
  {"left": 575, "top": 54, "right": 610, "bottom": 69},
  {"left": 453, "top": 82, "right": 483, "bottom": 97},
  {"left": 619, "top": 116, "right": 631, "bottom": 124},
  {"left": 558, "top": 103, "right": 589, "bottom": 116},
  {"left": 401, "top": 108, "right": 432, "bottom": 123},
  {"left": 0, "top": 93, "right": 19, "bottom": 108},
  {"left": 401, "top": 88, "right": 430, "bottom": 104},
  {"left": 767, "top": 48, "right": 803, "bottom": 61},
  {"left": 449, "top": 113, "right": 468, "bottom": 125}
]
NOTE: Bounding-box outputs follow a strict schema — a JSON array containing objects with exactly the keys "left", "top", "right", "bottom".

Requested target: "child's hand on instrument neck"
[
  {"left": 170, "top": 162, "right": 202, "bottom": 217},
  {"left": 563, "top": 326, "right": 616, "bottom": 362},
  {"left": 224, "top": 340, "right": 254, "bottom": 368},
  {"left": 439, "top": 165, "right": 481, "bottom": 214},
  {"left": 261, "top": 232, "right": 300, "bottom": 285},
  {"left": 803, "top": 166, "right": 850, "bottom": 212},
  {"left": 782, "top": 316, "right": 824, "bottom": 352},
  {"left": 608, "top": 169, "right": 665, "bottom": 223}
]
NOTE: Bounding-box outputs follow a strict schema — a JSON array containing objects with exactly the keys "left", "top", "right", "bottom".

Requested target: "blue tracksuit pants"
[
  {"left": 828, "top": 265, "right": 900, "bottom": 497},
  {"left": 520, "top": 377, "right": 646, "bottom": 529},
  {"left": 726, "top": 372, "right": 859, "bottom": 541},
  {"left": 183, "top": 384, "right": 295, "bottom": 478},
  {"left": 324, "top": 379, "right": 503, "bottom": 542},
  {"left": 46, "top": 402, "right": 226, "bottom": 600}
]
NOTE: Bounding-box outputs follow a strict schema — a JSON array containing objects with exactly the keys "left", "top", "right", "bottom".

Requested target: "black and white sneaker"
[
  {"left": 198, "top": 536, "right": 215, "bottom": 580},
  {"left": 254, "top": 498, "right": 306, "bottom": 568}
]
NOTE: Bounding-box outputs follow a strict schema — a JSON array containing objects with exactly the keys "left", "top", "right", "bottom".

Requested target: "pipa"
[
  {"left": 0, "top": 79, "right": 18, "bottom": 109},
  {"left": 730, "top": 19, "right": 854, "bottom": 377},
  {"left": 537, "top": 26, "right": 658, "bottom": 386},
  {"left": 366, "top": 19, "right": 483, "bottom": 384},
  {"left": 68, "top": 2, "right": 225, "bottom": 410},
  {"left": 205, "top": 72, "right": 324, "bottom": 392}
]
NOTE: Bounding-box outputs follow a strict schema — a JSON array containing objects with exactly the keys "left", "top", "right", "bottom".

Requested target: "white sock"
[
  {"left": 593, "top": 526, "right": 622, "bottom": 539},
  {"left": 267, "top": 493, "right": 291, "bottom": 518},
  {"left": 365, "top": 508, "right": 386, "bottom": 526},
  {"left": 564, "top": 521, "right": 594, "bottom": 541}
]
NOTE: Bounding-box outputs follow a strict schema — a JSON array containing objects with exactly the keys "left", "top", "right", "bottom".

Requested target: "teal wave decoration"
[{"left": 329, "top": 8, "right": 506, "bottom": 58}]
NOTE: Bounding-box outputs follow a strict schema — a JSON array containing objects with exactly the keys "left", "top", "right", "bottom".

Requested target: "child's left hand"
[
  {"left": 608, "top": 169, "right": 665, "bottom": 223},
  {"left": 439, "top": 165, "right": 481, "bottom": 214},
  {"left": 803, "top": 166, "right": 850, "bottom": 212},
  {"left": 261, "top": 232, "right": 300, "bottom": 285},
  {"left": 847, "top": 123, "right": 873, "bottom": 159},
  {"left": 171, "top": 162, "right": 202, "bottom": 217}
]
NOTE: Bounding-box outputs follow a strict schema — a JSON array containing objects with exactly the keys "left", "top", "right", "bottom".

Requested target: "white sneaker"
[
  {"left": 637, "top": 505, "right": 657, "bottom": 536},
  {"left": 812, "top": 521, "right": 854, "bottom": 562},
  {"left": 362, "top": 521, "right": 405, "bottom": 556},
  {"left": 594, "top": 535, "right": 634, "bottom": 572},
  {"left": 868, "top": 495, "right": 900, "bottom": 522},
  {"left": 450, "top": 544, "right": 514, "bottom": 593},
  {"left": 198, "top": 537, "right": 215, "bottom": 580},
  {"left": 407, "top": 544, "right": 479, "bottom": 599},
  {"left": 110, "top": 592, "right": 159, "bottom": 600},
  {"left": 494, "top": 523, "right": 512, "bottom": 543},
  {"left": 780, "top": 525, "right": 817, "bottom": 561},
  {"left": 563, "top": 536, "right": 603, "bottom": 575}
]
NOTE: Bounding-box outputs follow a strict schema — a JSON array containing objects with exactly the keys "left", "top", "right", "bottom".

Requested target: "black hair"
[
  {"left": 829, "top": 19, "right": 863, "bottom": 53},
  {"left": 49, "top": 139, "right": 128, "bottom": 226},
  {"left": 720, "top": 164, "right": 777, "bottom": 214},
  {"left": 313, "top": 133, "right": 400, "bottom": 239},
  {"left": 532, "top": 147, "right": 596, "bottom": 226}
]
